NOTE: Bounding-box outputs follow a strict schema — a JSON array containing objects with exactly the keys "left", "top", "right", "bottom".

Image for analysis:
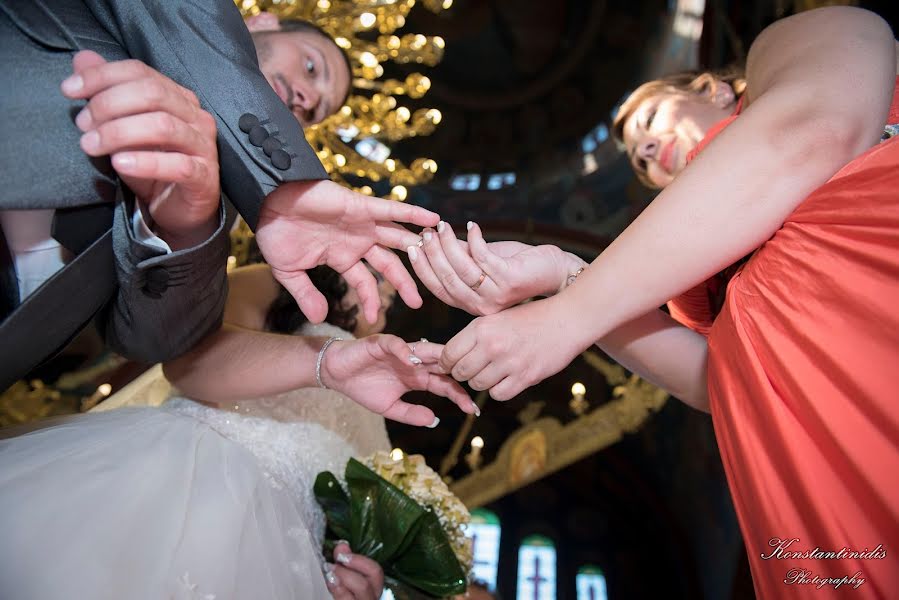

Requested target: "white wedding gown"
[{"left": 0, "top": 324, "right": 390, "bottom": 600}]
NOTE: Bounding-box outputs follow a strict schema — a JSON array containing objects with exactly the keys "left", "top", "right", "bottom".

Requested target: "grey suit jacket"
[{"left": 0, "top": 0, "right": 327, "bottom": 383}]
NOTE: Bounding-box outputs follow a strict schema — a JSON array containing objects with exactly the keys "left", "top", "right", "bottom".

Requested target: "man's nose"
[
  {"left": 292, "top": 83, "right": 320, "bottom": 111},
  {"left": 637, "top": 137, "right": 658, "bottom": 160}
]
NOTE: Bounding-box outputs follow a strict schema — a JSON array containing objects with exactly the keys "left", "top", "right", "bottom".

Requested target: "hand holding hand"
[
  {"left": 409, "top": 221, "right": 586, "bottom": 316},
  {"left": 321, "top": 334, "right": 478, "bottom": 426},
  {"left": 440, "top": 297, "right": 587, "bottom": 400},
  {"left": 325, "top": 541, "right": 384, "bottom": 600},
  {"left": 62, "top": 50, "right": 220, "bottom": 250},
  {"left": 257, "top": 180, "right": 440, "bottom": 324}
]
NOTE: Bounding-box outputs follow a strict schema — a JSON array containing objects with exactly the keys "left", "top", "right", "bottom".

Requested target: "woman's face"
[
  {"left": 621, "top": 84, "right": 734, "bottom": 188},
  {"left": 342, "top": 276, "right": 396, "bottom": 338}
]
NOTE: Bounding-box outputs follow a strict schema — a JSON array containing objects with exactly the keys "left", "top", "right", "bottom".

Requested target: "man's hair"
[
  {"left": 612, "top": 66, "right": 747, "bottom": 189},
  {"left": 277, "top": 18, "right": 354, "bottom": 108}
]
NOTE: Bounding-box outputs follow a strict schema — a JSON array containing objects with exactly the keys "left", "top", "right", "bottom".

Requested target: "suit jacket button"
[
  {"left": 238, "top": 113, "right": 259, "bottom": 133},
  {"left": 249, "top": 125, "right": 268, "bottom": 146},
  {"left": 262, "top": 136, "right": 282, "bottom": 157},
  {"left": 271, "top": 149, "right": 291, "bottom": 170},
  {"left": 143, "top": 267, "right": 170, "bottom": 297}
]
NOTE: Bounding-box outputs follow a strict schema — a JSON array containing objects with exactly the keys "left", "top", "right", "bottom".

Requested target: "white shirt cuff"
[{"left": 132, "top": 207, "right": 172, "bottom": 253}]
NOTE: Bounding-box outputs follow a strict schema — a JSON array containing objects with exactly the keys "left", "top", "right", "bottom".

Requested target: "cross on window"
[
  {"left": 472, "top": 534, "right": 491, "bottom": 567},
  {"left": 526, "top": 555, "right": 548, "bottom": 600}
]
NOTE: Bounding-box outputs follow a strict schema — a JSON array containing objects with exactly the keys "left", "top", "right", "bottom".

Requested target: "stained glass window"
[
  {"left": 462, "top": 508, "right": 501, "bottom": 591},
  {"left": 516, "top": 534, "right": 556, "bottom": 600},
  {"left": 576, "top": 565, "right": 608, "bottom": 600}
]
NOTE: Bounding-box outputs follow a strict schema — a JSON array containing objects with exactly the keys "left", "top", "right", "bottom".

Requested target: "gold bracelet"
[{"left": 566, "top": 267, "right": 585, "bottom": 288}]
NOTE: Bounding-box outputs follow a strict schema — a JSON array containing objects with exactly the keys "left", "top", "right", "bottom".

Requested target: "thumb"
[
  {"left": 72, "top": 49, "right": 107, "bottom": 73},
  {"left": 272, "top": 269, "right": 329, "bottom": 324}
]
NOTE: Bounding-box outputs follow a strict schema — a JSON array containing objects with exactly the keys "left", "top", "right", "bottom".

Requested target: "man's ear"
[
  {"left": 711, "top": 80, "right": 735, "bottom": 108},
  {"left": 245, "top": 11, "right": 281, "bottom": 33}
]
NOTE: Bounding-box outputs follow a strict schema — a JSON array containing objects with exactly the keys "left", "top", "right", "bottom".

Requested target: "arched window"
[
  {"left": 516, "top": 534, "right": 557, "bottom": 600},
  {"left": 463, "top": 508, "right": 501, "bottom": 591},
  {"left": 576, "top": 565, "right": 608, "bottom": 600}
]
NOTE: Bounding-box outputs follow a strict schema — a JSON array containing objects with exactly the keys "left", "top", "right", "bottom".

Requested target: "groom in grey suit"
[{"left": 0, "top": 0, "right": 434, "bottom": 390}]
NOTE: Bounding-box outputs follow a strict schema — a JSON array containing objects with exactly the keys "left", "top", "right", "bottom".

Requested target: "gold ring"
[
  {"left": 470, "top": 272, "right": 487, "bottom": 291},
  {"left": 416, "top": 237, "right": 425, "bottom": 248}
]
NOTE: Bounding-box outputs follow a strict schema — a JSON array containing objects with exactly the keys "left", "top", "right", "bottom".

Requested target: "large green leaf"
[{"left": 313, "top": 471, "right": 352, "bottom": 542}]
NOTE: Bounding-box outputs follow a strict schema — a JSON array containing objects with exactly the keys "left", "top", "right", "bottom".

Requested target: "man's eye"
[
  {"left": 646, "top": 109, "right": 656, "bottom": 129},
  {"left": 305, "top": 59, "right": 315, "bottom": 74}
]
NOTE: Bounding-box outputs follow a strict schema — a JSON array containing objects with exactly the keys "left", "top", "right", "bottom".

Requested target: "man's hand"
[
  {"left": 321, "top": 334, "right": 478, "bottom": 426},
  {"left": 62, "top": 50, "right": 220, "bottom": 250},
  {"left": 256, "top": 180, "right": 439, "bottom": 323}
]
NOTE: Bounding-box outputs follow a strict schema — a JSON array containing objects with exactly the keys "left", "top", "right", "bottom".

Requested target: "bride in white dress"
[{"left": 0, "top": 264, "right": 474, "bottom": 600}]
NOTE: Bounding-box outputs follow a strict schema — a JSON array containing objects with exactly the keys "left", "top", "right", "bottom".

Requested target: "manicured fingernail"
[
  {"left": 407, "top": 246, "right": 418, "bottom": 261},
  {"left": 61, "top": 74, "right": 83, "bottom": 95},
  {"left": 409, "top": 354, "right": 423, "bottom": 365},
  {"left": 336, "top": 539, "right": 350, "bottom": 547},
  {"left": 75, "top": 107, "right": 93, "bottom": 131},
  {"left": 325, "top": 569, "right": 340, "bottom": 587},
  {"left": 473, "top": 403, "right": 481, "bottom": 417},
  {"left": 80, "top": 130, "right": 100, "bottom": 153},
  {"left": 437, "top": 221, "right": 445, "bottom": 233},
  {"left": 336, "top": 552, "right": 352, "bottom": 565},
  {"left": 428, "top": 417, "right": 440, "bottom": 428},
  {"left": 112, "top": 154, "right": 135, "bottom": 170},
  {"left": 423, "top": 231, "right": 433, "bottom": 242},
  {"left": 466, "top": 221, "right": 473, "bottom": 231}
]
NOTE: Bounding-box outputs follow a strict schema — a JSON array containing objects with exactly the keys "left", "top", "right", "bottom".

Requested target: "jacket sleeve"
[{"left": 87, "top": 0, "right": 329, "bottom": 228}]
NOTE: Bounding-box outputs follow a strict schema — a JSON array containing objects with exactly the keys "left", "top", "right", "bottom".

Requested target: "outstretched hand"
[
  {"left": 321, "top": 334, "right": 478, "bottom": 426},
  {"left": 256, "top": 180, "right": 439, "bottom": 324},
  {"left": 409, "top": 220, "right": 586, "bottom": 316},
  {"left": 63, "top": 50, "right": 220, "bottom": 250}
]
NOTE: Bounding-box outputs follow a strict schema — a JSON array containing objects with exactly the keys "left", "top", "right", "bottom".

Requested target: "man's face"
[{"left": 251, "top": 26, "right": 351, "bottom": 127}]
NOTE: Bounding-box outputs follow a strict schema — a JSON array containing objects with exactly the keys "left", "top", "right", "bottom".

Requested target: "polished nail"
[
  {"left": 75, "top": 107, "right": 93, "bottom": 131},
  {"left": 473, "top": 403, "right": 481, "bottom": 417},
  {"left": 336, "top": 539, "right": 350, "bottom": 547},
  {"left": 423, "top": 231, "right": 433, "bottom": 242},
  {"left": 407, "top": 246, "right": 418, "bottom": 261},
  {"left": 61, "top": 74, "right": 83, "bottom": 95},
  {"left": 409, "top": 354, "right": 423, "bottom": 365},
  {"left": 325, "top": 569, "right": 340, "bottom": 587},
  {"left": 428, "top": 417, "right": 441, "bottom": 428},
  {"left": 466, "top": 221, "right": 473, "bottom": 231},
  {"left": 80, "top": 130, "right": 100, "bottom": 152},
  {"left": 112, "top": 154, "right": 135, "bottom": 170},
  {"left": 336, "top": 552, "right": 352, "bottom": 565},
  {"left": 437, "top": 221, "right": 445, "bottom": 234}
]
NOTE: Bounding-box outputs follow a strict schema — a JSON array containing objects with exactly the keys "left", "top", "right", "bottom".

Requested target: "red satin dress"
[{"left": 669, "top": 79, "right": 899, "bottom": 599}]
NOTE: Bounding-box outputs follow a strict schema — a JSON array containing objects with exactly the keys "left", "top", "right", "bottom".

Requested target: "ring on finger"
[{"left": 470, "top": 272, "right": 487, "bottom": 291}]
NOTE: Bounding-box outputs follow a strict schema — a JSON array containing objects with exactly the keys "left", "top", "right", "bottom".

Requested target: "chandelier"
[{"left": 237, "top": 0, "right": 450, "bottom": 201}]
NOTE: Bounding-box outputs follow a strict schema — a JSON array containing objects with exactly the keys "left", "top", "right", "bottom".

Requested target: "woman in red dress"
[{"left": 409, "top": 6, "right": 899, "bottom": 597}]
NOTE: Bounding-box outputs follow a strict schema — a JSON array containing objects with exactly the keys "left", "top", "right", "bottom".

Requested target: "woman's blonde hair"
[{"left": 612, "top": 67, "right": 747, "bottom": 188}]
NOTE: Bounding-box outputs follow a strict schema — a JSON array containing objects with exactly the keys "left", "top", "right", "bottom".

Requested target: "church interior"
[{"left": 2, "top": 1, "right": 896, "bottom": 599}]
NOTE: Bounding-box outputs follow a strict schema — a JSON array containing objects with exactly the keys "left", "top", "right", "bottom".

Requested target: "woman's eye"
[
  {"left": 646, "top": 109, "right": 656, "bottom": 130},
  {"left": 305, "top": 59, "right": 315, "bottom": 74}
]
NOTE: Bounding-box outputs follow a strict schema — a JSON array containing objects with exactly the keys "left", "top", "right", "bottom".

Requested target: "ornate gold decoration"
[
  {"left": 449, "top": 352, "right": 668, "bottom": 508},
  {"left": 237, "top": 0, "right": 448, "bottom": 200}
]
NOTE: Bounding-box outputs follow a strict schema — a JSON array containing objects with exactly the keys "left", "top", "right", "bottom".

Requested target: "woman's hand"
[
  {"left": 325, "top": 542, "right": 385, "bottom": 600},
  {"left": 409, "top": 221, "right": 586, "bottom": 316},
  {"left": 322, "top": 335, "right": 478, "bottom": 426},
  {"left": 440, "top": 296, "right": 589, "bottom": 400}
]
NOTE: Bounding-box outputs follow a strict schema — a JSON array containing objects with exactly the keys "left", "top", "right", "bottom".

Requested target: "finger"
[
  {"left": 331, "top": 566, "right": 376, "bottom": 600},
  {"left": 490, "top": 375, "right": 523, "bottom": 402},
  {"left": 422, "top": 228, "right": 483, "bottom": 306},
  {"left": 363, "top": 196, "right": 439, "bottom": 228},
  {"left": 451, "top": 348, "right": 491, "bottom": 384},
  {"left": 374, "top": 222, "right": 421, "bottom": 250},
  {"left": 405, "top": 340, "right": 445, "bottom": 364},
  {"left": 466, "top": 221, "right": 509, "bottom": 281},
  {"left": 112, "top": 152, "right": 215, "bottom": 190},
  {"left": 341, "top": 262, "right": 380, "bottom": 324},
  {"left": 64, "top": 59, "right": 198, "bottom": 104},
  {"left": 467, "top": 363, "right": 508, "bottom": 392},
  {"left": 407, "top": 240, "right": 461, "bottom": 309},
  {"left": 426, "top": 373, "right": 477, "bottom": 415},
  {"left": 333, "top": 548, "right": 384, "bottom": 597},
  {"left": 438, "top": 221, "right": 488, "bottom": 287},
  {"left": 324, "top": 564, "right": 352, "bottom": 600},
  {"left": 363, "top": 245, "right": 422, "bottom": 309},
  {"left": 80, "top": 112, "right": 212, "bottom": 158},
  {"left": 76, "top": 78, "right": 205, "bottom": 132},
  {"left": 381, "top": 401, "right": 438, "bottom": 428},
  {"left": 71, "top": 50, "right": 106, "bottom": 73},
  {"left": 439, "top": 324, "right": 478, "bottom": 373},
  {"left": 272, "top": 269, "right": 328, "bottom": 323}
]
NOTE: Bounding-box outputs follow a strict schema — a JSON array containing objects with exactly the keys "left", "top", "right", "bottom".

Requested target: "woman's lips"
[{"left": 659, "top": 140, "right": 676, "bottom": 173}]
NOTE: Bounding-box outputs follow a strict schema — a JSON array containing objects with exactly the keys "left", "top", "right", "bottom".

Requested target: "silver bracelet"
[{"left": 315, "top": 336, "right": 343, "bottom": 389}]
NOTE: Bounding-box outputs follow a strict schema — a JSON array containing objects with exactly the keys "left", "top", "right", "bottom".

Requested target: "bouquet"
[{"left": 314, "top": 451, "right": 473, "bottom": 598}]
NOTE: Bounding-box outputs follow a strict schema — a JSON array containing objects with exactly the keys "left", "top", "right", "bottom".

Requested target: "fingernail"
[
  {"left": 81, "top": 130, "right": 99, "bottom": 152},
  {"left": 473, "top": 403, "right": 481, "bottom": 417},
  {"left": 437, "top": 221, "right": 445, "bottom": 234},
  {"left": 428, "top": 417, "right": 440, "bottom": 428},
  {"left": 466, "top": 221, "right": 473, "bottom": 231},
  {"left": 336, "top": 539, "right": 350, "bottom": 547},
  {"left": 325, "top": 568, "right": 340, "bottom": 587},
  {"left": 336, "top": 552, "right": 352, "bottom": 565},
  {"left": 423, "top": 231, "right": 432, "bottom": 242},
  {"left": 75, "top": 107, "right": 93, "bottom": 131},
  {"left": 409, "top": 354, "right": 422, "bottom": 365},
  {"left": 112, "top": 154, "right": 135, "bottom": 170},
  {"left": 407, "top": 246, "right": 418, "bottom": 261},
  {"left": 61, "top": 74, "right": 83, "bottom": 95}
]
